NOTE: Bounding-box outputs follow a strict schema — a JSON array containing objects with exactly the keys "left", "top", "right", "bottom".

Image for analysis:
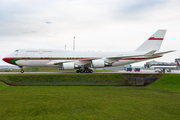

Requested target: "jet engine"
[
  {"left": 91, "top": 60, "right": 105, "bottom": 68},
  {"left": 62, "top": 63, "right": 75, "bottom": 70}
]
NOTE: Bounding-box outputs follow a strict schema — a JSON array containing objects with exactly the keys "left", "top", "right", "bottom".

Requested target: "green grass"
[
  {"left": 0, "top": 73, "right": 126, "bottom": 86},
  {"left": 0, "top": 68, "right": 20, "bottom": 72},
  {"left": 0, "top": 81, "right": 9, "bottom": 90},
  {"left": 148, "top": 74, "right": 180, "bottom": 92},
  {"left": 0, "top": 86, "right": 180, "bottom": 120},
  {"left": 0, "top": 74, "right": 180, "bottom": 119}
]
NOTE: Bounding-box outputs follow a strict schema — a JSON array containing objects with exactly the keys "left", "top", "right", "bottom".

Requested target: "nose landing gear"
[
  {"left": 19, "top": 66, "right": 24, "bottom": 73},
  {"left": 20, "top": 69, "right": 24, "bottom": 73}
]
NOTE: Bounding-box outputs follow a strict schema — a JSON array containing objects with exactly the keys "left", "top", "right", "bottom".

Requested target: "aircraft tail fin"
[
  {"left": 177, "top": 60, "right": 180, "bottom": 67},
  {"left": 135, "top": 30, "right": 167, "bottom": 52}
]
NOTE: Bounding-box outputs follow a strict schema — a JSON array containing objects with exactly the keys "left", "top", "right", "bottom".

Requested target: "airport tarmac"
[
  {"left": 118, "top": 70, "right": 180, "bottom": 74},
  {"left": 0, "top": 70, "right": 180, "bottom": 74}
]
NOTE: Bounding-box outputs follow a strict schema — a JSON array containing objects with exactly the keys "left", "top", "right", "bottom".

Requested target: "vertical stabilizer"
[
  {"left": 135, "top": 30, "right": 166, "bottom": 52},
  {"left": 177, "top": 60, "right": 180, "bottom": 67}
]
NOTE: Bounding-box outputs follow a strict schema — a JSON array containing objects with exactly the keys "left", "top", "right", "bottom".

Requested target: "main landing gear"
[{"left": 76, "top": 69, "right": 93, "bottom": 73}]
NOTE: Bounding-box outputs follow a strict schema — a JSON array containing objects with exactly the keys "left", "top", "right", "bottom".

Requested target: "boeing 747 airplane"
[{"left": 2, "top": 30, "right": 175, "bottom": 73}]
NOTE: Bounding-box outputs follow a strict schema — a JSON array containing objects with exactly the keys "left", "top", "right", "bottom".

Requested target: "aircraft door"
[
  {"left": 25, "top": 53, "right": 28, "bottom": 61},
  {"left": 118, "top": 54, "right": 122, "bottom": 57},
  {"left": 39, "top": 49, "right": 43, "bottom": 54},
  {"left": 49, "top": 55, "right": 52, "bottom": 61}
]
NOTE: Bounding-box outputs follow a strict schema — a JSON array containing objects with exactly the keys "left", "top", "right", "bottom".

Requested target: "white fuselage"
[{"left": 3, "top": 49, "right": 160, "bottom": 69}]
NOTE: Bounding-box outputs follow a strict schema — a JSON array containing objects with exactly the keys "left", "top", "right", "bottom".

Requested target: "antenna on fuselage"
[
  {"left": 65, "top": 45, "right": 66, "bottom": 50},
  {"left": 73, "top": 37, "right": 75, "bottom": 51}
]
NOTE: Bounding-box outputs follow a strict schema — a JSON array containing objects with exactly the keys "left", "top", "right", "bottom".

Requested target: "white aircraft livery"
[{"left": 2, "top": 30, "right": 175, "bottom": 73}]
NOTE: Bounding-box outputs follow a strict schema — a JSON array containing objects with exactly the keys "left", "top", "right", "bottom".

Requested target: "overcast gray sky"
[{"left": 0, "top": 0, "right": 180, "bottom": 66}]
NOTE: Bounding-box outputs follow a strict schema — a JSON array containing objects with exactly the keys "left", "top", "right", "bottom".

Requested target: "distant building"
[{"left": 144, "top": 60, "right": 177, "bottom": 70}]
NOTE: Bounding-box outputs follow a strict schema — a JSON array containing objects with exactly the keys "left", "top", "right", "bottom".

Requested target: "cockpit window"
[{"left": 14, "top": 50, "right": 19, "bottom": 52}]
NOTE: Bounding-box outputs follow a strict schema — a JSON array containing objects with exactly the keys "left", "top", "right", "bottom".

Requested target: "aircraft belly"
[{"left": 16, "top": 60, "right": 51, "bottom": 67}]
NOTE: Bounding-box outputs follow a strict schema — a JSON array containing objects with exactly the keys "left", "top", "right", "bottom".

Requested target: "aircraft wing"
[
  {"left": 46, "top": 60, "right": 75, "bottom": 65},
  {"left": 46, "top": 50, "right": 176, "bottom": 65},
  {"left": 107, "top": 50, "right": 176, "bottom": 60},
  {"left": 105, "top": 50, "right": 176, "bottom": 63},
  {"left": 106, "top": 51, "right": 156, "bottom": 60}
]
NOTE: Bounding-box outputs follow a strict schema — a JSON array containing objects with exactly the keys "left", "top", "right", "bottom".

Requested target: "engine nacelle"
[
  {"left": 92, "top": 60, "right": 105, "bottom": 68},
  {"left": 62, "top": 63, "right": 75, "bottom": 70}
]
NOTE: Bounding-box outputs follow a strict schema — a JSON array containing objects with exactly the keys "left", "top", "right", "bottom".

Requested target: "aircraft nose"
[
  {"left": 2, "top": 58, "right": 13, "bottom": 65},
  {"left": 2, "top": 58, "right": 7, "bottom": 62}
]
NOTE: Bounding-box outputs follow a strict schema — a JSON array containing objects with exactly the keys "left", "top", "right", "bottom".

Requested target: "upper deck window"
[
  {"left": 43, "top": 51, "right": 52, "bottom": 52},
  {"left": 14, "top": 50, "right": 19, "bottom": 52},
  {"left": 26, "top": 51, "right": 39, "bottom": 52}
]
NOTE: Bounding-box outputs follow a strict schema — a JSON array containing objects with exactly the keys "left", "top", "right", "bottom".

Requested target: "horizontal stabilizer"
[{"left": 152, "top": 50, "right": 176, "bottom": 56}]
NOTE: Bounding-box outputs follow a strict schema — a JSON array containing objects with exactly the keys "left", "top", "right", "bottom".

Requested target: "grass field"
[
  {"left": 0, "top": 74, "right": 180, "bottom": 119},
  {"left": 0, "top": 73, "right": 126, "bottom": 86},
  {"left": 148, "top": 74, "right": 180, "bottom": 92}
]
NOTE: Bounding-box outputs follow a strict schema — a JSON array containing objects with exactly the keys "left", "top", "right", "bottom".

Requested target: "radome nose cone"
[
  {"left": 2, "top": 58, "right": 13, "bottom": 65},
  {"left": 2, "top": 58, "right": 6, "bottom": 62}
]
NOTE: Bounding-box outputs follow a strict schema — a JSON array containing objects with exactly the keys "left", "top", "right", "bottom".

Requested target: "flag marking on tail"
[
  {"left": 148, "top": 37, "right": 163, "bottom": 40},
  {"left": 135, "top": 29, "right": 166, "bottom": 51}
]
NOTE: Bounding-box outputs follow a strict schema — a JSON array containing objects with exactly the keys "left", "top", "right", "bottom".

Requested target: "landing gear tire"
[
  {"left": 76, "top": 69, "right": 93, "bottom": 73},
  {"left": 76, "top": 70, "right": 83, "bottom": 73},
  {"left": 20, "top": 69, "right": 24, "bottom": 73},
  {"left": 89, "top": 70, "right": 93, "bottom": 73}
]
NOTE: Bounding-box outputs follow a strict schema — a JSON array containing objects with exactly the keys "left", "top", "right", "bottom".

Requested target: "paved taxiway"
[
  {"left": 0, "top": 70, "right": 180, "bottom": 74},
  {"left": 119, "top": 70, "right": 180, "bottom": 74}
]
